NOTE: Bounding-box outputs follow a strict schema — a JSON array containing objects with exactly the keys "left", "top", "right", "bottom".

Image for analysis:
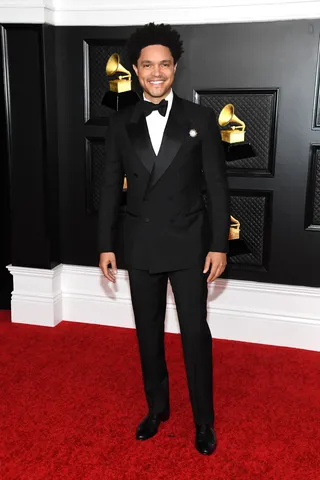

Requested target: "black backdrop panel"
[
  {"left": 85, "top": 137, "right": 105, "bottom": 213},
  {"left": 2, "top": 24, "right": 60, "bottom": 268},
  {"left": 54, "top": 21, "right": 320, "bottom": 286},
  {"left": 229, "top": 191, "right": 272, "bottom": 270},
  {"left": 84, "top": 39, "right": 138, "bottom": 124},
  {"left": 85, "top": 136, "right": 127, "bottom": 215},
  {"left": 305, "top": 144, "right": 320, "bottom": 230},
  {"left": 312, "top": 34, "right": 320, "bottom": 129},
  {"left": 0, "top": 26, "right": 13, "bottom": 307},
  {"left": 194, "top": 89, "right": 278, "bottom": 176}
]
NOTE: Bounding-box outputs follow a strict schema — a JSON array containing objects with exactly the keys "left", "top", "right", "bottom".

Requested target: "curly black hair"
[{"left": 126, "top": 22, "right": 184, "bottom": 66}]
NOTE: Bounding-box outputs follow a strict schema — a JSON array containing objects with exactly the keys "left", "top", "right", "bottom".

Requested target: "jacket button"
[{"left": 145, "top": 217, "right": 150, "bottom": 223}]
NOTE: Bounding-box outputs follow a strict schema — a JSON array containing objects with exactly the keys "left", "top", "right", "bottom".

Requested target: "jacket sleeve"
[
  {"left": 98, "top": 115, "right": 124, "bottom": 253},
  {"left": 201, "top": 110, "right": 230, "bottom": 253}
]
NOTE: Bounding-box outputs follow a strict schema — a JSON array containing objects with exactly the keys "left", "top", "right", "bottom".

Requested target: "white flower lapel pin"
[{"left": 189, "top": 128, "right": 198, "bottom": 138}]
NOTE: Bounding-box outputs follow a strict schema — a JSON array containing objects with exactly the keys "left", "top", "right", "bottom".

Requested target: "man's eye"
[{"left": 144, "top": 64, "right": 150, "bottom": 68}]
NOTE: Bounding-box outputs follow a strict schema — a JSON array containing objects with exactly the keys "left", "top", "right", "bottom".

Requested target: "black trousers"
[{"left": 128, "top": 265, "right": 214, "bottom": 425}]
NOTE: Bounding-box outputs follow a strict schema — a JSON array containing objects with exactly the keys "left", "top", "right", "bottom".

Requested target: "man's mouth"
[{"left": 148, "top": 80, "right": 166, "bottom": 85}]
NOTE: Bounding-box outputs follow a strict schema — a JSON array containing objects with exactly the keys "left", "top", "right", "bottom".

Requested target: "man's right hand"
[{"left": 99, "top": 252, "right": 117, "bottom": 283}]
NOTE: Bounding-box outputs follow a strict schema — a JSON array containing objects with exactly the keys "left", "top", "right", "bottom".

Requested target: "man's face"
[{"left": 133, "top": 44, "right": 177, "bottom": 103}]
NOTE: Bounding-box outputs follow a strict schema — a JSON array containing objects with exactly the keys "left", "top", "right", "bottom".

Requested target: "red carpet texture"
[{"left": 0, "top": 310, "right": 320, "bottom": 480}]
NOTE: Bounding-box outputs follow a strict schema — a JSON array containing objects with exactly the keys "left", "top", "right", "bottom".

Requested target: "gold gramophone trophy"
[
  {"left": 229, "top": 216, "right": 240, "bottom": 240},
  {"left": 101, "top": 52, "right": 139, "bottom": 111},
  {"left": 218, "top": 104, "right": 256, "bottom": 161},
  {"left": 106, "top": 53, "right": 131, "bottom": 93},
  {"left": 101, "top": 53, "right": 138, "bottom": 190},
  {"left": 228, "top": 214, "right": 251, "bottom": 258},
  {"left": 201, "top": 185, "right": 249, "bottom": 257}
]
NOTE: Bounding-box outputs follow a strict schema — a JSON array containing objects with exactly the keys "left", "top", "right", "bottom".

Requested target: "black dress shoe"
[
  {"left": 195, "top": 424, "right": 217, "bottom": 455},
  {"left": 136, "top": 410, "right": 170, "bottom": 440}
]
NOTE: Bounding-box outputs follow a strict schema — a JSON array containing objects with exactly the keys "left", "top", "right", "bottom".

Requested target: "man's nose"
[{"left": 153, "top": 65, "right": 161, "bottom": 76}]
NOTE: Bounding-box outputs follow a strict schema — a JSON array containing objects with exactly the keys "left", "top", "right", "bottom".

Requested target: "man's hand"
[
  {"left": 99, "top": 252, "right": 118, "bottom": 283},
  {"left": 203, "top": 252, "right": 227, "bottom": 283}
]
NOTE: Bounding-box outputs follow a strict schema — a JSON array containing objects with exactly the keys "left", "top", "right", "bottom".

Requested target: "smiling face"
[{"left": 133, "top": 44, "right": 177, "bottom": 104}]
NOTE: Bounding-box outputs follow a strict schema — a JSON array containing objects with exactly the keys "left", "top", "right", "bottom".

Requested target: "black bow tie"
[{"left": 142, "top": 99, "right": 168, "bottom": 117}]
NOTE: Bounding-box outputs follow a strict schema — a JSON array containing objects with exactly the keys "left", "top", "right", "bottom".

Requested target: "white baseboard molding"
[
  {"left": 7, "top": 263, "right": 320, "bottom": 351},
  {"left": 7, "top": 264, "right": 63, "bottom": 327}
]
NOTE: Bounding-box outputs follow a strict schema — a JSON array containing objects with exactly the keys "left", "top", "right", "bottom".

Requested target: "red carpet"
[{"left": 0, "top": 310, "right": 320, "bottom": 480}]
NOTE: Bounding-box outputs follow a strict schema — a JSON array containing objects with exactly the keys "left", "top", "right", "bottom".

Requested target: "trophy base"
[
  {"left": 228, "top": 239, "right": 251, "bottom": 258},
  {"left": 221, "top": 130, "right": 245, "bottom": 143},
  {"left": 223, "top": 141, "right": 256, "bottom": 162},
  {"left": 101, "top": 90, "right": 139, "bottom": 111},
  {"left": 109, "top": 79, "right": 132, "bottom": 94}
]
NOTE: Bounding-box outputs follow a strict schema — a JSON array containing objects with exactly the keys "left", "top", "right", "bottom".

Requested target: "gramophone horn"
[
  {"left": 218, "top": 104, "right": 245, "bottom": 130},
  {"left": 106, "top": 53, "right": 131, "bottom": 78}
]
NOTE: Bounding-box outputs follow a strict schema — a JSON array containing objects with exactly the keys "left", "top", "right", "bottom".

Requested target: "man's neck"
[{"left": 143, "top": 89, "right": 172, "bottom": 104}]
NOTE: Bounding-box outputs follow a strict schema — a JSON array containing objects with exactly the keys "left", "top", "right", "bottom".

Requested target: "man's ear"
[
  {"left": 133, "top": 64, "right": 138, "bottom": 76},
  {"left": 174, "top": 62, "right": 178, "bottom": 73}
]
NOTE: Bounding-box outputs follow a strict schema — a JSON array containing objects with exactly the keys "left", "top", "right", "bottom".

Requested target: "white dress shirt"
[{"left": 143, "top": 89, "right": 174, "bottom": 156}]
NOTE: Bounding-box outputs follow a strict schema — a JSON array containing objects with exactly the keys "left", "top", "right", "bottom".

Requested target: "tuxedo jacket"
[{"left": 98, "top": 93, "right": 230, "bottom": 273}]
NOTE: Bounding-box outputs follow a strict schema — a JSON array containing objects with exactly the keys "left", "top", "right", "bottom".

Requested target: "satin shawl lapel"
[{"left": 126, "top": 113, "right": 156, "bottom": 173}]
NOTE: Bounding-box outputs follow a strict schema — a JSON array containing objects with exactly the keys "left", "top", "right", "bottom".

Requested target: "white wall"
[{"left": 0, "top": 0, "right": 320, "bottom": 25}]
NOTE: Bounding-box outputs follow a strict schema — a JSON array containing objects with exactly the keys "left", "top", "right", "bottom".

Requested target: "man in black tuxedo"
[{"left": 99, "top": 23, "right": 230, "bottom": 455}]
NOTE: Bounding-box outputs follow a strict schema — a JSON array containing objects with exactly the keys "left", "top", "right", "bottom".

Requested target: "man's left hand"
[{"left": 203, "top": 252, "right": 227, "bottom": 283}]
